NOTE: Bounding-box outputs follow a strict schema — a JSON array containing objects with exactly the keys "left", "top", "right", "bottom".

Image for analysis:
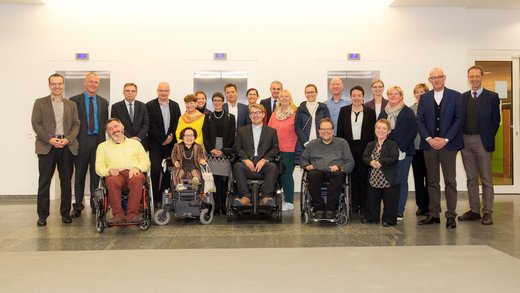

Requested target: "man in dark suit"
[
  {"left": 224, "top": 83, "right": 250, "bottom": 129},
  {"left": 260, "top": 80, "right": 283, "bottom": 122},
  {"left": 417, "top": 67, "right": 463, "bottom": 229},
  {"left": 69, "top": 72, "right": 109, "bottom": 217},
  {"left": 146, "top": 82, "right": 181, "bottom": 207},
  {"left": 110, "top": 82, "right": 149, "bottom": 149},
  {"left": 31, "top": 73, "right": 80, "bottom": 226},
  {"left": 232, "top": 104, "right": 279, "bottom": 206},
  {"left": 458, "top": 65, "right": 501, "bottom": 225}
]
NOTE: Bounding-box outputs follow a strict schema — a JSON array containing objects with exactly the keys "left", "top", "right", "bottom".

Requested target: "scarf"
[{"left": 385, "top": 102, "right": 404, "bottom": 129}]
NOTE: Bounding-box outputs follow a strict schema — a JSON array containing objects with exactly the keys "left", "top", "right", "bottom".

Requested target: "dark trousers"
[
  {"left": 213, "top": 175, "right": 228, "bottom": 213},
  {"left": 412, "top": 149, "right": 429, "bottom": 212},
  {"left": 149, "top": 146, "right": 172, "bottom": 204},
  {"left": 105, "top": 170, "right": 145, "bottom": 219},
  {"left": 350, "top": 141, "right": 369, "bottom": 214},
  {"left": 73, "top": 135, "right": 99, "bottom": 211},
  {"left": 424, "top": 149, "right": 458, "bottom": 218},
  {"left": 307, "top": 170, "right": 345, "bottom": 212},
  {"left": 366, "top": 184, "right": 400, "bottom": 225},
  {"left": 232, "top": 161, "right": 278, "bottom": 197},
  {"left": 37, "top": 147, "right": 74, "bottom": 219}
]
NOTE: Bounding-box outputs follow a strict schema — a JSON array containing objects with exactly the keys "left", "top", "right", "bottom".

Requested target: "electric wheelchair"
[
  {"left": 153, "top": 159, "right": 214, "bottom": 225},
  {"left": 300, "top": 170, "right": 351, "bottom": 225},
  {"left": 226, "top": 157, "right": 283, "bottom": 223},
  {"left": 93, "top": 173, "right": 154, "bottom": 233}
]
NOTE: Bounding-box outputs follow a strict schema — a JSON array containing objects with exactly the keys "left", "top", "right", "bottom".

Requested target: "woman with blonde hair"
[{"left": 268, "top": 89, "right": 298, "bottom": 211}]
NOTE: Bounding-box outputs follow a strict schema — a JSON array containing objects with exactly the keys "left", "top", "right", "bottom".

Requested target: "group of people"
[{"left": 32, "top": 65, "right": 500, "bottom": 229}]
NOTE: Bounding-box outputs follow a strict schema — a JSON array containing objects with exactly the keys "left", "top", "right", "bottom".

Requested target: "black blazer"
[
  {"left": 146, "top": 98, "right": 181, "bottom": 152},
  {"left": 224, "top": 102, "right": 251, "bottom": 129},
  {"left": 110, "top": 99, "right": 149, "bottom": 149},
  {"left": 70, "top": 93, "right": 109, "bottom": 147},
  {"left": 363, "top": 139, "right": 400, "bottom": 186},
  {"left": 260, "top": 97, "right": 276, "bottom": 122},
  {"left": 202, "top": 111, "right": 236, "bottom": 152},
  {"left": 233, "top": 124, "right": 279, "bottom": 163},
  {"left": 461, "top": 88, "right": 500, "bottom": 152},
  {"left": 380, "top": 105, "right": 417, "bottom": 156},
  {"left": 365, "top": 98, "right": 389, "bottom": 119},
  {"left": 336, "top": 105, "right": 376, "bottom": 152}
]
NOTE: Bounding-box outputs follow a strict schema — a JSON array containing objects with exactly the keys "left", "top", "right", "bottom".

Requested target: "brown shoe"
[
  {"left": 260, "top": 196, "right": 274, "bottom": 206},
  {"left": 481, "top": 213, "right": 493, "bottom": 225},
  {"left": 457, "top": 210, "right": 481, "bottom": 221}
]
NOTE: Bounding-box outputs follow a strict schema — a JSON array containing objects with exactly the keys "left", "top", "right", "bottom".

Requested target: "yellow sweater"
[
  {"left": 175, "top": 114, "right": 205, "bottom": 146},
  {"left": 95, "top": 137, "right": 151, "bottom": 177}
]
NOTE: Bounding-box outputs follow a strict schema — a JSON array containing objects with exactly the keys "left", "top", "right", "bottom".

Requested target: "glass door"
[{"left": 469, "top": 51, "right": 520, "bottom": 193}]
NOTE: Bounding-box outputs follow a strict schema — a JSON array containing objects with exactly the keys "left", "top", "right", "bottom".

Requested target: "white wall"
[{"left": 1, "top": 1, "right": 519, "bottom": 195}]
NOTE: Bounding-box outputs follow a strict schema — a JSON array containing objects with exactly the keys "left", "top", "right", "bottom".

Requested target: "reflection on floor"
[
  {"left": 1, "top": 194, "right": 520, "bottom": 292},
  {"left": 2, "top": 246, "right": 520, "bottom": 293},
  {"left": 1, "top": 193, "right": 519, "bottom": 257}
]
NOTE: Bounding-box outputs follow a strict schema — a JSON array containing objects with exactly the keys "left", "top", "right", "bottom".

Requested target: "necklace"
[
  {"left": 213, "top": 111, "right": 224, "bottom": 119},
  {"left": 182, "top": 147, "right": 194, "bottom": 160}
]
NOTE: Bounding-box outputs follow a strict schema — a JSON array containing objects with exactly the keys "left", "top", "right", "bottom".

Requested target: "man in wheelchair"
[
  {"left": 95, "top": 118, "right": 151, "bottom": 223},
  {"left": 300, "top": 118, "right": 354, "bottom": 219},
  {"left": 233, "top": 103, "right": 279, "bottom": 206}
]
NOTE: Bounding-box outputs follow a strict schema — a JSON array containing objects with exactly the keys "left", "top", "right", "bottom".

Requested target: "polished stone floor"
[{"left": 1, "top": 193, "right": 519, "bottom": 258}]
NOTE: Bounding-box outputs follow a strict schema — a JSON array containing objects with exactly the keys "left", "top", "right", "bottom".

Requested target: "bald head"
[{"left": 157, "top": 82, "right": 171, "bottom": 101}]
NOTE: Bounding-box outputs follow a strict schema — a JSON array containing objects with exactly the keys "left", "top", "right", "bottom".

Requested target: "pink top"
[{"left": 268, "top": 113, "right": 297, "bottom": 152}]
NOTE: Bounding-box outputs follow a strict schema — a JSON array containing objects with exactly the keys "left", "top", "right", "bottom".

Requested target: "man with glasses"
[
  {"left": 232, "top": 104, "right": 279, "bottom": 206},
  {"left": 32, "top": 73, "right": 80, "bottom": 226},
  {"left": 111, "top": 83, "right": 149, "bottom": 149},
  {"left": 300, "top": 118, "right": 354, "bottom": 219},
  {"left": 416, "top": 67, "right": 463, "bottom": 229}
]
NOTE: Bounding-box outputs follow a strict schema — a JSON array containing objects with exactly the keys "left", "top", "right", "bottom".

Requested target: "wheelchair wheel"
[
  {"left": 300, "top": 211, "right": 310, "bottom": 224},
  {"left": 227, "top": 209, "right": 237, "bottom": 223},
  {"left": 199, "top": 208, "right": 213, "bottom": 225},
  {"left": 139, "top": 218, "right": 151, "bottom": 231},
  {"left": 335, "top": 212, "right": 348, "bottom": 226},
  {"left": 95, "top": 208, "right": 105, "bottom": 233},
  {"left": 153, "top": 208, "right": 170, "bottom": 226}
]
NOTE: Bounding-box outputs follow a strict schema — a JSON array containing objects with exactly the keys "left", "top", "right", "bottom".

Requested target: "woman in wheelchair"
[{"left": 171, "top": 127, "right": 206, "bottom": 192}]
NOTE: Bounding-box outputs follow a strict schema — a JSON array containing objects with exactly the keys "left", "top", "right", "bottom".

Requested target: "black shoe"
[
  {"left": 416, "top": 209, "right": 428, "bottom": 216},
  {"left": 324, "top": 211, "right": 335, "bottom": 220},
  {"left": 481, "top": 213, "right": 493, "bottom": 225},
  {"left": 37, "top": 218, "right": 47, "bottom": 226},
  {"left": 446, "top": 217, "right": 457, "bottom": 229},
  {"left": 62, "top": 215, "right": 72, "bottom": 224},
  {"left": 457, "top": 210, "right": 481, "bottom": 221},
  {"left": 418, "top": 215, "right": 440, "bottom": 225},
  {"left": 382, "top": 221, "right": 395, "bottom": 227},
  {"left": 70, "top": 209, "right": 81, "bottom": 218},
  {"left": 314, "top": 210, "right": 324, "bottom": 219}
]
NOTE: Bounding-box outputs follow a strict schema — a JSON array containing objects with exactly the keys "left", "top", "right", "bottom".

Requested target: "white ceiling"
[
  {"left": 1, "top": 0, "right": 519, "bottom": 9},
  {"left": 391, "top": 0, "right": 520, "bottom": 9}
]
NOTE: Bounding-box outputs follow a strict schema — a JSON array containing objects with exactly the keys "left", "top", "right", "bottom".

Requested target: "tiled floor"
[{"left": 1, "top": 194, "right": 519, "bottom": 292}]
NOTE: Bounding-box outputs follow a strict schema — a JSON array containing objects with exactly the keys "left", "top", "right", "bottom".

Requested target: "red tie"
[{"left": 89, "top": 97, "right": 95, "bottom": 132}]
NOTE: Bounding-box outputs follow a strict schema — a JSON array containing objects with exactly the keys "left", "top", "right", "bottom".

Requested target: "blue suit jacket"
[
  {"left": 224, "top": 102, "right": 251, "bottom": 129},
  {"left": 461, "top": 88, "right": 500, "bottom": 152},
  {"left": 380, "top": 105, "right": 417, "bottom": 156},
  {"left": 416, "top": 87, "right": 463, "bottom": 151}
]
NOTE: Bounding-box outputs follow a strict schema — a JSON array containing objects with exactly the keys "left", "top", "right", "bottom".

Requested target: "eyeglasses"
[
  {"left": 249, "top": 111, "right": 263, "bottom": 116},
  {"left": 305, "top": 91, "right": 316, "bottom": 94},
  {"left": 372, "top": 85, "right": 384, "bottom": 89},
  {"left": 429, "top": 75, "right": 445, "bottom": 81},
  {"left": 319, "top": 128, "right": 333, "bottom": 131},
  {"left": 183, "top": 134, "right": 195, "bottom": 137}
]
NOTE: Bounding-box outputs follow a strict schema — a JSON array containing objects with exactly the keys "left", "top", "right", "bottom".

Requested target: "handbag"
[
  {"left": 201, "top": 164, "right": 216, "bottom": 193},
  {"left": 206, "top": 153, "right": 232, "bottom": 177}
]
